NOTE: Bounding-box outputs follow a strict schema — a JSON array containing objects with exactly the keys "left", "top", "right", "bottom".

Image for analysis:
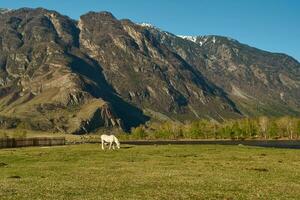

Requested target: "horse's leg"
[
  {"left": 101, "top": 140, "right": 104, "bottom": 150},
  {"left": 109, "top": 142, "right": 112, "bottom": 150},
  {"left": 112, "top": 143, "right": 115, "bottom": 150}
]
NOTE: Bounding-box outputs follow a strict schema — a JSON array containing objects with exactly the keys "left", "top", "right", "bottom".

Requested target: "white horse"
[{"left": 101, "top": 134, "right": 120, "bottom": 150}]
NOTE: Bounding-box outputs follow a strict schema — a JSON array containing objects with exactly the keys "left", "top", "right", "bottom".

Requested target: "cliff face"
[
  {"left": 78, "top": 12, "right": 241, "bottom": 122},
  {"left": 147, "top": 29, "right": 300, "bottom": 116},
  {"left": 0, "top": 8, "right": 122, "bottom": 133},
  {"left": 0, "top": 8, "right": 299, "bottom": 133}
]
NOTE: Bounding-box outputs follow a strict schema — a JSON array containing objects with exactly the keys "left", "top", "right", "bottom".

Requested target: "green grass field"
[{"left": 0, "top": 144, "right": 300, "bottom": 200}]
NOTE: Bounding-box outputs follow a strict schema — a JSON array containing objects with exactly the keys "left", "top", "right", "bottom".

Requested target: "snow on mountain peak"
[
  {"left": 0, "top": 8, "right": 13, "bottom": 14},
  {"left": 139, "top": 23, "right": 156, "bottom": 28},
  {"left": 212, "top": 36, "right": 216, "bottom": 44},
  {"left": 178, "top": 35, "right": 220, "bottom": 46},
  {"left": 177, "top": 35, "right": 197, "bottom": 43}
]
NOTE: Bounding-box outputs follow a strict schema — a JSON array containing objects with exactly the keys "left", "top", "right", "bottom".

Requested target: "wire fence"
[{"left": 0, "top": 137, "right": 65, "bottom": 148}]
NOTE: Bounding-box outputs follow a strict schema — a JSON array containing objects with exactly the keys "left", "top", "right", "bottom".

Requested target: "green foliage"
[
  {"left": 268, "top": 121, "right": 279, "bottom": 139},
  {"left": 129, "top": 116, "right": 300, "bottom": 140},
  {"left": 17, "top": 122, "right": 32, "bottom": 130},
  {"left": 0, "top": 129, "right": 27, "bottom": 139},
  {"left": 11, "top": 130, "right": 27, "bottom": 138},
  {"left": 0, "top": 131, "right": 8, "bottom": 138},
  {"left": 297, "top": 120, "right": 300, "bottom": 138},
  {"left": 130, "top": 126, "right": 147, "bottom": 139}
]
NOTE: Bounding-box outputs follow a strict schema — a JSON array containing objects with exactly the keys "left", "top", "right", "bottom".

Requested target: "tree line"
[{"left": 124, "top": 116, "right": 300, "bottom": 140}]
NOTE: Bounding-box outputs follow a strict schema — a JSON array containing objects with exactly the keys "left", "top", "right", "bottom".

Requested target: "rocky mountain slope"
[
  {"left": 0, "top": 8, "right": 299, "bottom": 133},
  {"left": 146, "top": 28, "right": 300, "bottom": 116}
]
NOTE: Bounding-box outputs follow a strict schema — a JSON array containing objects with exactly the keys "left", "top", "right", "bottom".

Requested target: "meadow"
[{"left": 0, "top": 144, "right": 300, "bottom": 200}]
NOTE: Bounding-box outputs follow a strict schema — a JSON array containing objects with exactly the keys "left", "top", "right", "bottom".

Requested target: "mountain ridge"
[
  {"left": 140, "top": 22, "right": 299, "bottom": 62},
  {"left": 0, "top": 8, "right": 299, "bottom": 133}
]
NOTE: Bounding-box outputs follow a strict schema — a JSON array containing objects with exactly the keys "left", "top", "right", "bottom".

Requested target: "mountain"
[
  {"left": 0, "top": 8, "right": 13, "bottom": 14},
  {"left": 0, "top": 8, "right": 299, "bottom": 133},
  {"left": 145, "top": 28, "right": 300, "bottom": 116}
]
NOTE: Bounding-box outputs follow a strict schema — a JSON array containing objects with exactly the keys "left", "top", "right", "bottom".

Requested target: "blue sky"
[{"left": 1, "top": 0, "right": 299, "bottom": 61}]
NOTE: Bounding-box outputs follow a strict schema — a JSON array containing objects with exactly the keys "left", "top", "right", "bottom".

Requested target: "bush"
[
  {"left": 12, "top": 130, "right": 27, "bottom": 138},
  {"left": 131, "top": 126, "right": 147, "bottom": 139},
  {"left": 0, "top": 131, "right": 8, "bottom": 138}
]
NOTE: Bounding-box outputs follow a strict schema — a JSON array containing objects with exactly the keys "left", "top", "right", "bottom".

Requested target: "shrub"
[
  {"left": 0, "top": 131, "right": 8, "bottom": 138},
  {"left": 131, "top": 126, "right": 147, "bottom": 139},
  {"left": 12, "top": 130, "right": 27, "bottom": 138}
]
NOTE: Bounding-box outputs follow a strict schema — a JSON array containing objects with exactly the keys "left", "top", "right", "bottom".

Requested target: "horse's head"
[{"left": 114, "top": 136, "right": 120, "bottom": 149}]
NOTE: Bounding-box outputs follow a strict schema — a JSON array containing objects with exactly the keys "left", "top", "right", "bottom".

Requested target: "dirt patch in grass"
[
  {"left": 247, "top": 168, "right": 269, "bottom": 172},
  {"left": 8, "top": 175, "right": 21, "bottom": 179},
  {"left": 0, "top": 162, "right": 7, "bottom": 167}
]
